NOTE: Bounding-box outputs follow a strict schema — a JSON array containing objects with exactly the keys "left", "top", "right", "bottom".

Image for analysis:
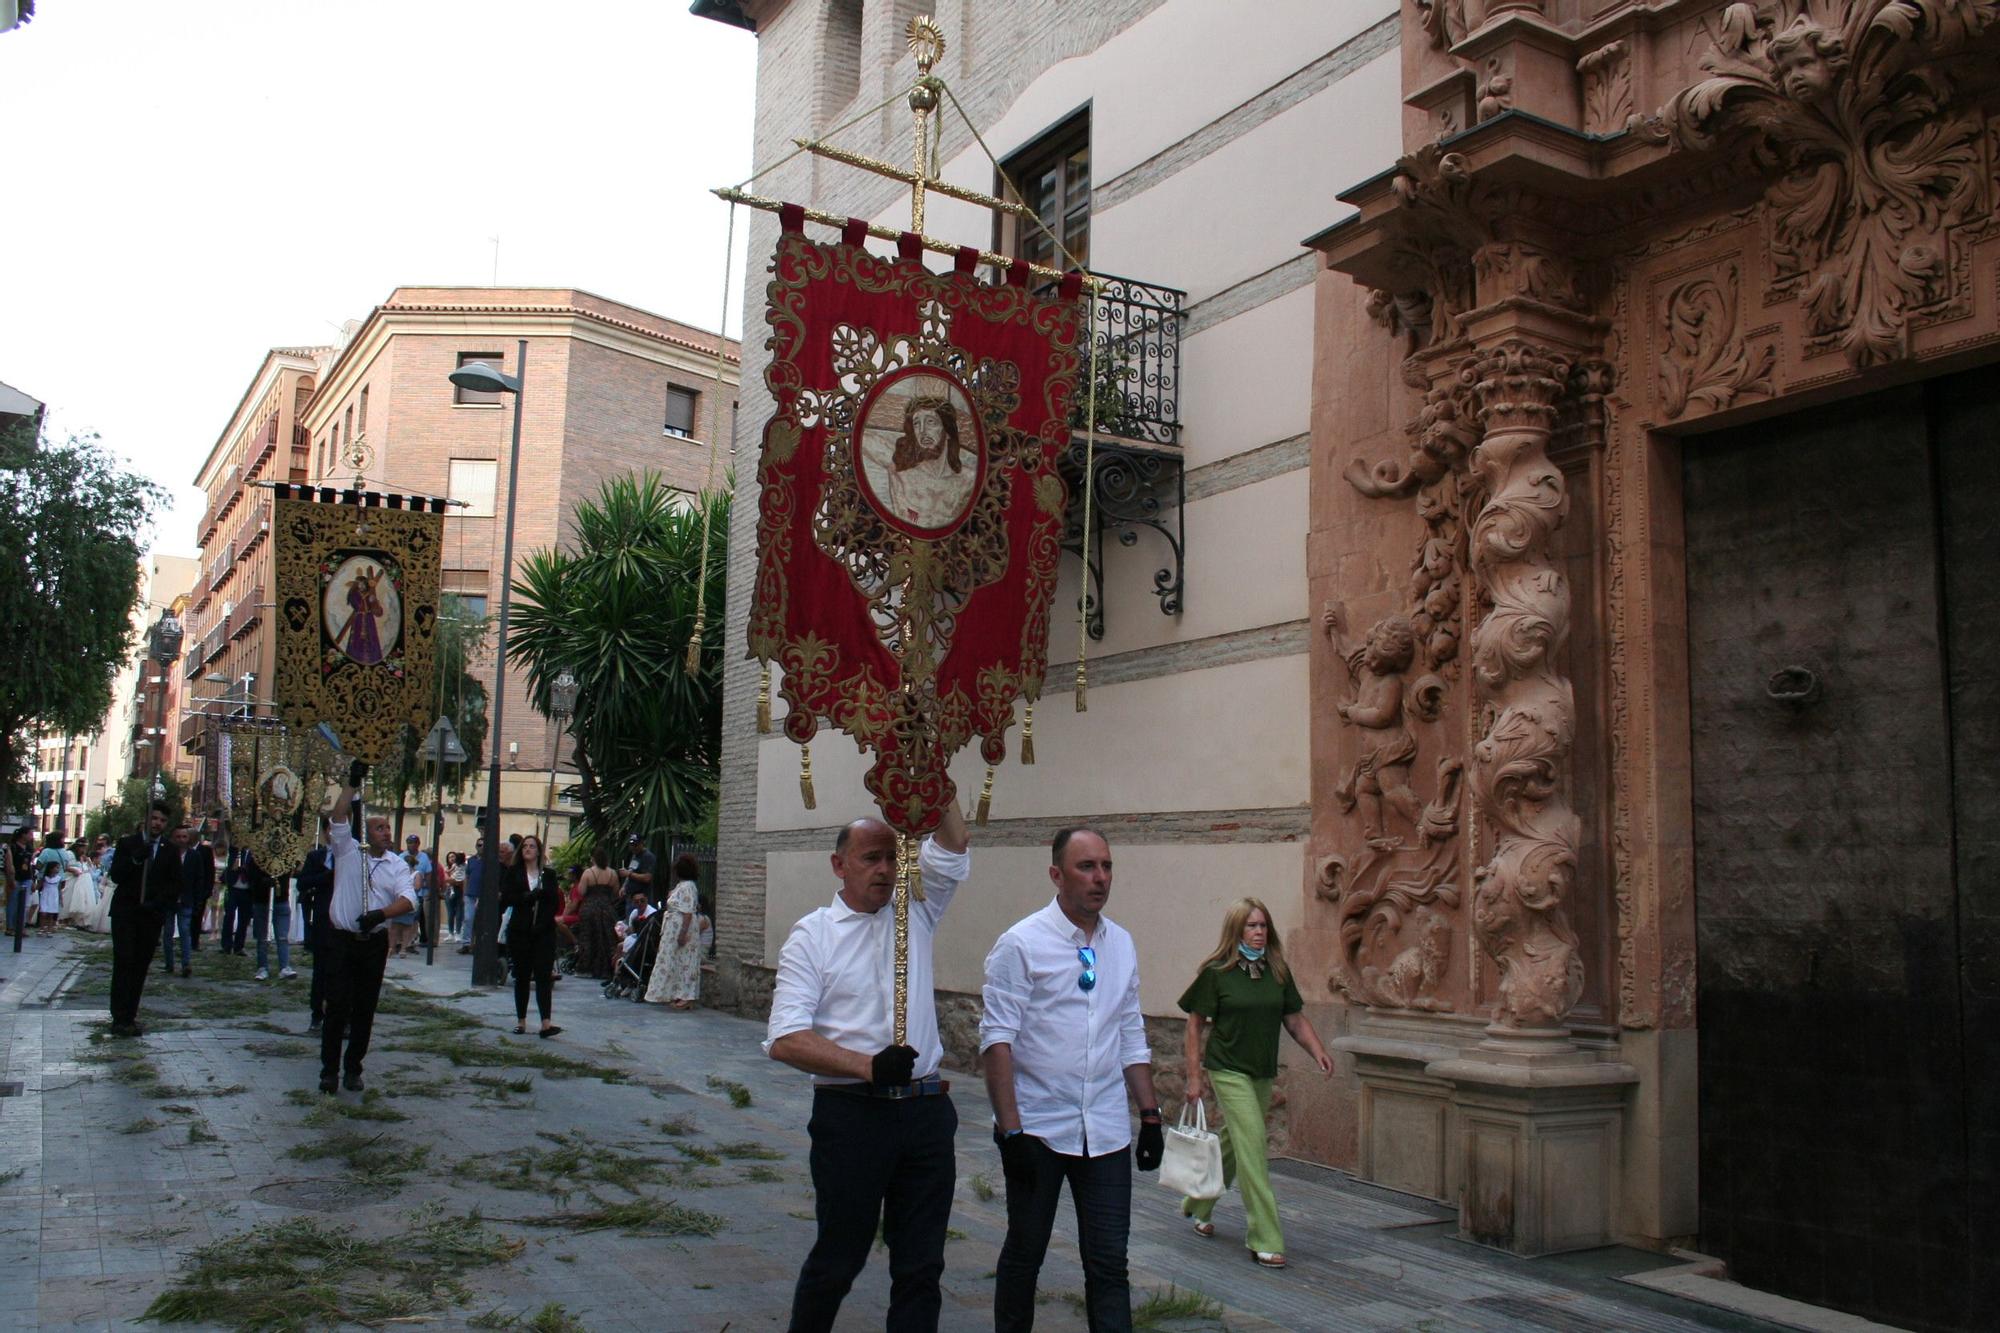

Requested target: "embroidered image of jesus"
[
  {"left": 322, "top": 554, "right": 402, "bottom": 667},
  {"left": 855, "top": 368, "right": 982, "bottom": 536}
]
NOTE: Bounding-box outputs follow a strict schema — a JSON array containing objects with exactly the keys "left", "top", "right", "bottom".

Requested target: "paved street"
[{"left": 0, "top": 934, "right": 1792, "bottom": 1332}]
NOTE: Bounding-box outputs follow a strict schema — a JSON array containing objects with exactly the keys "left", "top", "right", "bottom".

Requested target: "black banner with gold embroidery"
[{"left": 272, "top": 484, "right": 447, "bottom": 763}]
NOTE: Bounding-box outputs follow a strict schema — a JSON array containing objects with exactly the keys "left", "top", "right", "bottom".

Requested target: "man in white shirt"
[
  {"left": 980, "top": 827, "right": 1162, "bottom": 1333},
  {"left": 764, "top": 801, "right": 970, "bottom": 1333},
  {"left": 317, "top": 761, "right": 415, "bottom": 1095}
]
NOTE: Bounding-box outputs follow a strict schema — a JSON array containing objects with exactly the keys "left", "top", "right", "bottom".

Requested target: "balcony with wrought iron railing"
[
  {"left": 1055, "top": 271, "right": 1186, "bottom": 640},
  {"left": 228, "top": 586, "right": 264, "bottom": 640}
]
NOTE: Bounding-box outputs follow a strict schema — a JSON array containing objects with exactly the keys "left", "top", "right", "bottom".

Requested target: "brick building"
[{"left": 186, "top": 287, "right": 740, "bottom": 852}]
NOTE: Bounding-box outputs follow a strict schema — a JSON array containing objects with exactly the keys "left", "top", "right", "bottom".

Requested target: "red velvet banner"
[{"left": 748, "top": 209, "right": 1083, "bottom": 838}]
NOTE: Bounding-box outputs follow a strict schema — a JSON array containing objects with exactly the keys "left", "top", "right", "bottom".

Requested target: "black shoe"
[
  {"left": 109, "top": 1021, "right": 143, "bottom": 1039},
  {"left": 307, "top": 1017, "right": 322, "bottom": 1034},
  {"left": 343, "top": 1072, "right": 363, "bottom": 1092},
  {"left": 181, "top": 966, "right": 191, "bottom": 978},
  {"left": 318, "top": 1073, "right": 337, "bottom": 1094}
]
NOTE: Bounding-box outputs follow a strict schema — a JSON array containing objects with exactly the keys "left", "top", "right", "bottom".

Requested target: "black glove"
[
  {"left": 357, "top": 909, "right": 386, "bottom": 933},
  {"left": 347, "top": 758, "right": 370, "bottom": 789},
  {"left": 1135, "top": 1119, "right": 1165, "bottom": 1173},
  {"left": 869, "top": 1044, "right": 918, "bottom": 1087},
  {"left": 994, "top": 1127, "right": 1038, "bottom": 1181}
]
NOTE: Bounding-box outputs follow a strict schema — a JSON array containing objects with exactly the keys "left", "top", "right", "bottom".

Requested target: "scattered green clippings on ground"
[
  {"left": 144, "top": 1204, "right": 524, "bottom": 1330},
  {"left": 1131, "top": 1285, "right": 1224, "bottom": 1329},
  {"left": 148, "top": 1081, "right": 247, "bottom": 1102},
  {"left": 551, "top": 1253, "right": 576, "bottom": 1264},
  {"left": 970, "top": 1173, "right": 995, "bottom": 1202},
  {"left": 521, "top": 1196, "right": 725, "bottom": 1237},
  {"left": 712, "top": 1140, "right": 782, "bottom": 1161},
  {"left": 117, "top": 1116, "right": 164, "bottom": 1135},
  {"left": 469, "top": 1301, "right": 588, "bottom": 1332},
  {"left": 602, "top": 1039, "right": 632, "bottom": 1057},
  {"left": 286, "top": 1129, "right": 431, "bottom": 1190},
  {"left": 387, "top": 1023, "right": 627, "bottom": 1083},
  {"left": 705, "top": 1075, "right": 752, "bottom": 1107},
  {"left": 468, "top": 1073, "right": 536, "bottom": 1101},
  {"left": 0, "top": 1167, "right": 23, "bottom": 1186},
  {"left": 787, "top": 1210, "right": 815, "bottom": 1221},
  {"left": 741, "top": 1165, "right": 783, "bottom": 1183},
  {"left": 128, "top": 1224, "right": 190, "bottom": 1244},
  {"left": 673, "top": 1142, "right": 721, "bottom": 1167},
  {"left": 374, "top": 987, "right": 486, "bottom": 1027},
  {"left": 111, "top": 1058, "right": 164, "bottom": 1087},
  {"left": 187, "top": 1123, "right": 220, "bottom": 1144},
  {"left": 244, "top": 1039, "right": 313, "bottom": 1059},
  {"left": 294, "top": 1088, "right": 410, "bottom": 1127},
  {"left": 158, "top": 1104, "right": 198, "bottom": 1116},
  {"left": 693, "top": 1282, "right": 713, "bottom": 1290},
  {"left": 380, "top": 1071, "right": 457, "bottom": 1098},
  {"left": 240, "top": 1019, "right": 300, "bottom": 1036},
  {"left": 456, "top": 1130, "right": 676, "bottom": 1201},
  {"left": 945, "top": 1228, "right": 969, "bottom": 1241},
  {"left": 655, "top": 1115, "right": 695, "bottom": 1136}
]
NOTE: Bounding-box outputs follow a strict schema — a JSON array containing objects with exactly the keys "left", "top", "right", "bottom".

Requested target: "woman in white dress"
[
  {"left": 643, "top": 854, "right": 704, "bottom": 1010},
  {"left": 60, "top": 851, "right": 99, "bottom": 926}
]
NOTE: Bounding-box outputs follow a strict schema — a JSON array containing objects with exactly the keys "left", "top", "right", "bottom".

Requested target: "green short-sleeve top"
[{"left": 1177, "top": 960, "right": 1303, "bottom": 1080}]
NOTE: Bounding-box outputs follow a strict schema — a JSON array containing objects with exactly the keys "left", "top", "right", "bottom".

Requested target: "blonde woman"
[{"left": 1177, "top": 898, "right": 1334, "bottom": 1269}]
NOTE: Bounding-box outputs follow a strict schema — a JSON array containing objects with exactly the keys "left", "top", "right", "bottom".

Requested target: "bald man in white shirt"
[
  {"left": 316, "top": 762, "right": 415, "bottom": 1095},
  {"left": 764, "top": 801, "right": 970, "bottom": 1333}
]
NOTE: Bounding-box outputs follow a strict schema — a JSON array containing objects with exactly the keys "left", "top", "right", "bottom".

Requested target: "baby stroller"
[{"left": 604, "top": 910, "right": 664, "bottom": 1000}]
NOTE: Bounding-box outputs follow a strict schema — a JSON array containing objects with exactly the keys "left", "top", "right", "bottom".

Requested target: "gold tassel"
[
  {"left": 799, "top": 745, "right": 816, "bottom": 810},
  {"left": 904, "top": 830, "right": 925, "bottom": 903},
  {"left": 1021, "top": 704, "right": 1035, "bottom": 765},
  {"left": 975, "top": 766, "right": 994, "bottom": 826},
  {"left": 685, "top": 611, "right": 706, "bottom": 676},
  {"left": 756, "top": 667, "right": 772, "bottom": 734},
  {"left": 1074, "top": 663, "right": 1088, "bottom": 713}
]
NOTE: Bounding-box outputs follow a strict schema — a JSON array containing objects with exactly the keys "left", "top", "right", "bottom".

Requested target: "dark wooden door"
[{"left": 1684, "top": 369, "right": 1995, "bottom": 1332}]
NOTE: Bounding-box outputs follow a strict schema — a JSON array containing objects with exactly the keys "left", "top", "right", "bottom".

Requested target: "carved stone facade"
[{"left": 1303, "top": 0, "right": 2000, "bottom": 1283}]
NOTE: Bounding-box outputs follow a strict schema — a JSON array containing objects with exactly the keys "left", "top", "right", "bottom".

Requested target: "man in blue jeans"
[
  {"left": 233, "top": 850, "right": 293, "bottom": 981},
  {"left": 160, "top": 824, "right": 209, "bottom": 978}
]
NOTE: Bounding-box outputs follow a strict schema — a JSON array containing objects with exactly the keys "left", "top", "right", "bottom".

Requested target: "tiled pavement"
[{"left": 0, "top": 934, "right": 1793, "bottom": 1332}]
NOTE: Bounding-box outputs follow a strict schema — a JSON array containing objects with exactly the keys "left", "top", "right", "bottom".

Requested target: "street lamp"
[
  {"left": 541, "top": 668, "right": 579, "bottom": 843},
  {"left": 448, "top": 340, "right": 527, "bottom": 988},
  {"left": 147, "top": 612, "right": 184, "bottom": 790}
]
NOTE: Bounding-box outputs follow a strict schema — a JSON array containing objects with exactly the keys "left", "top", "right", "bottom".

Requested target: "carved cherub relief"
[{"left": 1323, "top": 606, "right": 1426, "bottom": 844}]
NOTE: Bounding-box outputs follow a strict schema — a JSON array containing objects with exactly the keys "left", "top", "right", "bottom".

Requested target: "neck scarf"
[{"left": 1236, "top": 942, "right": 1265, "bottom": 980}]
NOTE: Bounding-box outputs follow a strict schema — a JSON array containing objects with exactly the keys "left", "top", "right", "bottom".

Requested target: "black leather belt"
[{"left": 818, "top": 1076, "right": 951, "bottom": 1100}]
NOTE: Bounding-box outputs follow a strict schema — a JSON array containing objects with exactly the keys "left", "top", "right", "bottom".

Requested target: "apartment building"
[
  {"left": 85, "top": 554, "right": 199, "bottom": 810},
  {"left": 186, "top": 287, "right": 741, "bottom": 852}
]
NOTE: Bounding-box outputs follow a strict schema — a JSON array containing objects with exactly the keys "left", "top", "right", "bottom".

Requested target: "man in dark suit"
[
  {"left": 161, "top": 828, "right": 215, "bottom": 979},
  {"left": 186, "top": 822, "right": 219, "bottom": 953},
  {"left": 106, "top": 801, "right": 180, "bottom": 1037},
  {"left": 297, "top": 825, "right": 334, "bottom": 1033}
]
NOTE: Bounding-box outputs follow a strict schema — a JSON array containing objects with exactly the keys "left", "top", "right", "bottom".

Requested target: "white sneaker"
[
  {"left": 279, "top": 968, "right": 297, "bottom": 980},
  {"left": 254, "top": 968, "right": 269, "bottom": 981}
]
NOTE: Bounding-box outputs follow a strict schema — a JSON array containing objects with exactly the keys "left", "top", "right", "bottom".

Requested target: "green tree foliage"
[
  {"left": 0, "top": 421, "right": 167, "bottom": 806},
  {"left": 369, "top": 593, "right": 490, "bottom": 836},
  {"left": 507, "top": 474, "right": 728, "bottom": 846},
  {"left": 83, "top": 771, "right": 188, "bottom": 842}
]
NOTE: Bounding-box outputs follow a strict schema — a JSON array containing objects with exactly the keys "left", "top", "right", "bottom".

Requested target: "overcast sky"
[{"left": 0, "top": 1, "right": 757, "bottom": 558}]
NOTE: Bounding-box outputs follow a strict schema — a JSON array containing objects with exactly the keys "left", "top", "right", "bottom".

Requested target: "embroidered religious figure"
[{"left": 324, "top": 557, "right": 399, "bottom": 668}]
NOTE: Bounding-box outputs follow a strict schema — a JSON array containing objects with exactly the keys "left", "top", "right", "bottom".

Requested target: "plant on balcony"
[{"left": 1067, "top": 346, "right": 1139, "bottom": 440}]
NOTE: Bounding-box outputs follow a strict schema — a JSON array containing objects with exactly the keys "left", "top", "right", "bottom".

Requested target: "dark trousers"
[
  {"left": 189, "top": 893, "right": 210, "bottom": 949},
  {"left": 108, "top": 907, "right": 164, "bottom": 1027},
  {"left": 220, "top": 887, "right": 251, "bottom": 952},
  {"left": 790, "top": 1088, "right": 958, "bottom": 1333},
  {"left": 510, "top": 936, "right": 556, "bottom": 1023},
  {"left": 447, "top": 891, "right": 464, "bottom": 935},
  {"left": 994, "top": 1139, "right": 1133, "bottom": 1333},
  {"left": 318, "top": 929, "right": 390, "bottom": 1078},
  {"left": 307, "top": 907, "right": 332, "bottom": 1023}
]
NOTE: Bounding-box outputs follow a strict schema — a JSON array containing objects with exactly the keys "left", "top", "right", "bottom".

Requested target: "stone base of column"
[
  {"left": 1338, "top": 1016, "right": 1640, "bottom": 1255},
  {"left": 1430, "top": 1028, "right": 1639, "bottom": 1257}
]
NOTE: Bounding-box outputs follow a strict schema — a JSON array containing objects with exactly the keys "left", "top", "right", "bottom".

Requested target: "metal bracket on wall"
[{"left": 1059, "top": 436, "right": 1185, "bottom": 642}]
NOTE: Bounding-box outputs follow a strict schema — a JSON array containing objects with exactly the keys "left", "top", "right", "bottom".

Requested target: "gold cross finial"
[{"left": 908, "top": 16, "right": 944, "bottom": 74}]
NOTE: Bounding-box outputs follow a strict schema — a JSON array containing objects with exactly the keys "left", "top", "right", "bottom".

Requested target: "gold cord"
[
  {"left": 686, "top": 202, "right": 738, "bottom": 677},
  {"left": 976, "top": 766, "right": 994, "bottom": 826},
  {"left": 1020, "top": 703, "right": 1035, "bottom": 765},
  {"left": 756, "top": 666, "right": 772, "bottom": 734},
  {"left": 1075, "top": 294, "right": 1098, "bottom": 712},
  {"left": 798, "top": 744, "right": 816, "bottom": 810}
]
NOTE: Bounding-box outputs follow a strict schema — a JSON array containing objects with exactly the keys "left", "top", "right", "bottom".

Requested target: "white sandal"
[
  {"left": 1190, "top": 1217, "right": 1215, "bottom": 1238},
  {"left": 1254, "top": 1251, "right": 1287, "bottom": 1269}
]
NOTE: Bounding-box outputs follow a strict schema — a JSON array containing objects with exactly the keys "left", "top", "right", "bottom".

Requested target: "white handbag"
[{"left": 1158, "top": 1099, "right": 1225, "bottom": 1200}]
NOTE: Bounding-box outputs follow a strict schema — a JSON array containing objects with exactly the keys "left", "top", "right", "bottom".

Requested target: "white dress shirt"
[
  {"left": 980, "top": 897, "right": 1150, "bottom": 1157},
  {"left": 327, "top": 815, "right": 416, "bottom": 934},
  {"left": 764, "top": 837, "right": 970, "bottom": 1085}
]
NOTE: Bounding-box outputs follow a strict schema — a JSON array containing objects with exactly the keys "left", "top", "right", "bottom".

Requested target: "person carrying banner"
[
  {"left": 764, "top": 801, "right": 970, "bottom": 1333},
  {"left": 317, "top": 761, "right": 414, "bottom": 1094}
]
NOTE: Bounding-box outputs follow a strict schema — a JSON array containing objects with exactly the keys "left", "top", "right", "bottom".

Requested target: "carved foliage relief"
[
  {"left": 1667, "top": 0, "right": 1999, "bottom": 367},
  {"left": 1658, "top": 262, "right": 1778, "bottom": 418}
]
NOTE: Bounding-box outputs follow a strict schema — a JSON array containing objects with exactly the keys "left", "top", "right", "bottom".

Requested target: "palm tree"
[{"left": 507, "top": 473, "right": 729, "bottom": 847}]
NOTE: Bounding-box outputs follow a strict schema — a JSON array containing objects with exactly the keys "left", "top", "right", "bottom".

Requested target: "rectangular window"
[
  {"left": 343, "top": 404, "right": 354, "bottom": 444},
  {"left": 455, "top": 352, "right": 504, "bottom": 405},
  {"left": 358, "top": 385, "right": 369, "bottom": 433},
  {"left": 449, "top": 458, "right": 498, "bottom": 517},
  {"left": 331, "top": 422, "right": 340, "bottom": 468},
  {"left": 997, "top": 109, "right": 1090, "bottom": 272},
  {"left": 664, "top": 385, "right": 699, "bottom": 438},
  {"left": 449, "top": 593, "right": 489, "bottom": 623}
]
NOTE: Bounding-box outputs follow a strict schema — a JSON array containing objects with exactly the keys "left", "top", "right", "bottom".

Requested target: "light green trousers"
[{"left": 1182, "top": 1067, "right": 1282, "bottom": 1254}]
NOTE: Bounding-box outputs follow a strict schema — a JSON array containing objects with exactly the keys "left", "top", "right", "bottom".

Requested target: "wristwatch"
[{"left": 1138, "top": 1105, "right": 1162, "bottom": 1122}]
